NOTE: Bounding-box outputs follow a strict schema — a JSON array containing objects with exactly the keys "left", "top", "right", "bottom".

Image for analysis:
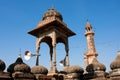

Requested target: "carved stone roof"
[
  {"left": 28, "top": 8, "right": 75, "bottom": 38},
  {"left": 64, "top": 65, "right": 84, "bottom": 73},
  {"left": 28, "top": 18, "right": 76, "bottom": 37},
  {"left": 110, "top": 51, "right": 120, "bottom": 70},
  {"left": 31, "top": 66, "right": 48, "bottom": 75},
  {"left": 0, "top": 59, "right": 6, "bottom": 71},
  {"left": 14, "top": 63, "right": 31, "bottom": 73},
  {"left": 86, "top": 58, "right": 106, "bottom": 72},
  {"left": 42, "top": 8, "right": 63, "bottom": 21}
]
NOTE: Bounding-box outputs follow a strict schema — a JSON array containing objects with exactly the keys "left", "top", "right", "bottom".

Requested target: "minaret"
[{"left": 84, "top": 21, "right": 98, "bottom": 68}]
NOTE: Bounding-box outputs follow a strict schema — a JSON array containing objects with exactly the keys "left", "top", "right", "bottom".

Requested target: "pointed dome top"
[
  {"left": 85, "top": 20, "right": 92, "bottom": 29},
  {"left": 0, "top": 59, "right": 6, "bottom": 71},
  {"left": 7, "top": 56, "right": 24, "bottom": 73},
  {"left": 42, "top": 8, "right": 63, "bottom": 21},
  {"left": 86, "top": 58, "right": 106, "bottom": 72},
  {"left": 110, "top": 51, "right": 120, "bottom": 70}
]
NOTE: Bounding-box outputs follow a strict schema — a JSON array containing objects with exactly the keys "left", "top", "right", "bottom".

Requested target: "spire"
[
  {"left": 85, "top": 19, "right": 93, "bottom": 32},
  {"left": 51, "top": 4, "right": 54, "bottom": 9},
  {"left": 18, "top": 49, "right": 21, "bottom": 58},
  {"left": 18, "top": 54, "right": 21, "bottom": 58},
  {"left": 86, "top": 19, "right": 89, "bottom": 24}
]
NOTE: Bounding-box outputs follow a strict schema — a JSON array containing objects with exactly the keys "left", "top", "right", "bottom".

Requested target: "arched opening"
[
  {"left": 40, "top": 36, "right": 52, "bottom": 47},
  {"left": 40, "top": 42, "right": 50, "bottom": 70},
  {"left": 56, "top": 43, "right": 66, "bottom": 71},
  {"left": 39, "top": 36, "right": 53, "bottom": 70},
  {"left": 56, "top": 37, "right": 67, "bottom": 71}
]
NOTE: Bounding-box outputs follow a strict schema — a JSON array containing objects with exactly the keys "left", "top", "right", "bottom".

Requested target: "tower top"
[
  {"left": 85, "top": 20, "right": 92, "bottom": 30},
  {"left": 85, "top": 20, "right": 94, "bottom": 36}
]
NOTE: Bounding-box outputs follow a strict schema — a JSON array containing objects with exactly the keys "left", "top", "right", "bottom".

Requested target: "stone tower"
[
  {"left": 84, "top": 21, "right": 98, "bottom": 68},
  {"left": 28, "top": 8, "right": 75, "bottom": 75}
]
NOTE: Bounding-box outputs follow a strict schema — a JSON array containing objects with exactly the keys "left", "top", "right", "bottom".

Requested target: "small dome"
[
  {"left": 7, "top": 57, "right": 24, "bottom": 73},
  {"left": 0, "top": 59, "right": 6, "bottom": 71},
  {"left": 85, "top": 22, "right": 92, "bottom": 29},
  {"left": 110, "top": 51, "right": 120, "bottom": 70},
  {"left": 31, "top": 66, "right": 48, "bottom": 75},
  {"left": 64, "top": 65, "right": 84, "bottom": 73},
  {"left": 86, "top": 58, "right": 106, "bottom": 72},
  {"left": 42, "top": 8, "right": 63, "bottom": 21},
  {"left": 14, "top": 63, "right": 31, "bottom": 73}
]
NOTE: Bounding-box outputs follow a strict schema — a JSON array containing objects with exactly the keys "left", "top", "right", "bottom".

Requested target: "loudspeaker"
[{"left": 24, "top": 51, "right": 32, "bottom": 61}]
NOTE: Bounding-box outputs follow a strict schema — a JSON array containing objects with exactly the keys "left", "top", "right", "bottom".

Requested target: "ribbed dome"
[
  {"left": 31, "top": 66, "right": 48, "bottom": 75},
  {"left": 7, "top": 57, "right": 23, "bottom": 73},
  {"left": 14, "top": 63, "right": 31, "bottom": 73},
  {"left": 0, "top": 59, "right": 6, "bottom": 71},
  {"left": 86, "top": 58, "right": 106, "bottom": 72},
  {"left": 64, "top": 65, "right": 84, "bottom": 73},
  {"left": 42, "top": 8, "right": 63, "bottom": 21},
  {"left": 110, "top": 51, "right": 120, "bottom": 70}
]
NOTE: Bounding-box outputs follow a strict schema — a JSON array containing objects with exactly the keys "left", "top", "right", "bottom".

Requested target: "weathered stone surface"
[{"left": 0, "top": 59, "right": 6, "bottom": 71}]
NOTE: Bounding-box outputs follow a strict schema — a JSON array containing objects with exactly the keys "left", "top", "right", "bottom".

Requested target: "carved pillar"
[
  {"left": 52, "top": 31, "right": 57, "bottom": 73},
  {"left": 36, "top": 38, "right": 40, "bottom": 66},
  {"left": 84, "top": 54, "right": 88, "bottom": 71},
  {"left": 50, "top": 47, "right": 53, "bottom": 71}
]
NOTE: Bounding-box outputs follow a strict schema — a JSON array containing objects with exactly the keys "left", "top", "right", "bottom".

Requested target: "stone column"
[
  {"left": 84, "top": 55, "right": 88, "bottom": 68},
  {"left": 52, "top": 31, "right": 57, "bottom": 73},
  {"left": 50, "top": 47, "right": 53, "bottom": 71},
  {"left": 36, "top": 38, "right": 40, "bottom": 66}
]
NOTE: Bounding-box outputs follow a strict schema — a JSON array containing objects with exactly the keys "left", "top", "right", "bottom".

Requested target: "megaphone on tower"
[
  {"left": 24, "top": 50, "right": 37, "bottom": 61},
  {"left": 24, "top": 51, "right": 32, "bottom": 61}
]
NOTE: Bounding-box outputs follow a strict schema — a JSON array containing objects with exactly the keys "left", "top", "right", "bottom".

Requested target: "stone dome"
[
  {"left": 0, "top": 59, "right": 6, "bottom": 71},
  {"left": 86, "top": 58, "right": 106, "bottom": 72},
  {"left": 14, "top": 63, "right": 31, "bottom": 73},
  {"left": 7, "top": 57, "right": 24, "bottom": 73},
  {"left": 31, "top": 66, "right": 48, "bottom": 75},
  {"left": 110, "top": 51, "right": 120, "bottom": 70},
  {"left": 64, "top": 65, "right": 84, "bottom": 73},
  {"left": 42, "top": 8, "right": 63, "bottom": 21}
]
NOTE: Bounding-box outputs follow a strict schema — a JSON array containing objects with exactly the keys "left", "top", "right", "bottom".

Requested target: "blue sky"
[{"left": 0, "top": 0, "right": 120, "bottom": 72}]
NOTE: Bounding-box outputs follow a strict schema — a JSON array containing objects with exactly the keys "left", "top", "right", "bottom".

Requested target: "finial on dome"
[
  {"left": 18, "top": 54, "right": 21, "bottom": 58},
  {"left": 85, "top": 19, "right": 93, "bottom": 31},
  {"left": 86, "top": 19, "right": 88, "bottom": 22},
  {"left": 18, "top": 49, "right": 21, "bottom": 58},
  {"left": 51, "top": 4, "right": 54, "bottom": 9},
  {"left": 86, "top": 19, "right": 90, "bottom": 24}
]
